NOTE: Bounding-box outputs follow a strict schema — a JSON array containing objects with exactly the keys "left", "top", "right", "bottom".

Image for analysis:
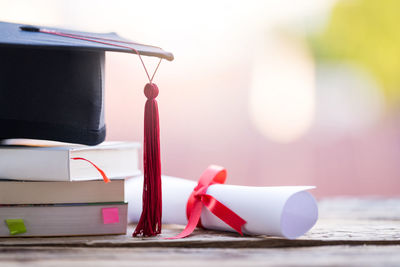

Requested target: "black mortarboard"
[{"left": 0, "top": 21, "right": 173, "bottom": 145}]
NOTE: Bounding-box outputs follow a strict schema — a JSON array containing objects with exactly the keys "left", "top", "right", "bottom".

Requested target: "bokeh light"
[{"left": 249, "top": 32, "right": 315, "bottom": 143}]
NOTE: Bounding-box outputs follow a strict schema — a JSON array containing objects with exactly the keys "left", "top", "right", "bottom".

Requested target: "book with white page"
[
  {"left": 0, "top": 179, "right": 125, "bottom": 204},
  {"left": 0, "top": 141, "right": 141, "bottom": 181},
  {"left": 0, "top": 203, "right": 128, "bottom": 237}
]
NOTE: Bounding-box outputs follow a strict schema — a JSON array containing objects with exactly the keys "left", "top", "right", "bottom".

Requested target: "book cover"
[
  {"left": 0, "top": 179, "right": 125, "bottom": 204},
  {"left": 0, "top": 141, "right": 141, "bottom": 181},
  {"left": 0, "top": 203, "right": 128, "bottom": 237}
]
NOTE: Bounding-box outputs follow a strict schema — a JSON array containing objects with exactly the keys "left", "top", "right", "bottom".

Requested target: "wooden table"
[{"left": 0, "top": 198, "right": 399, "bottom": 266}]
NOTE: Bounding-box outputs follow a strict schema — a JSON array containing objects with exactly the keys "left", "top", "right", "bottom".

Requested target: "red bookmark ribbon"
[
  {"left": 71, "top": 157, "right": 110, "bottom": 183},
  {"left": 167, "top": 165, "right": 247, "bottom": 239}
]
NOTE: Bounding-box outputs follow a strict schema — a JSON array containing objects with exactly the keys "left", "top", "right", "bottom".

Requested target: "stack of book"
[{"left": 0, "top": 141, "right": 140, "bottom": 237}]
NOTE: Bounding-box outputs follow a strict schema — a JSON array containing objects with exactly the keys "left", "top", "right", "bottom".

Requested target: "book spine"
[{"left": 67, "top": 150, "right": 72, "bottom": 181}]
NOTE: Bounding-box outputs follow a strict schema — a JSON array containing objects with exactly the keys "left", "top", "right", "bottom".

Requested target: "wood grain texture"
[
  {"left": 0, "top": 198, "right": 399, "bottom": 266},
  {"left": 0, "top": 246, "right": 400, "bottom": 267},
  {"left": 0, "top": 220, "right": 399, "bottom": 248},
  {"left": 0, "top": 198, "right": 399, "bottom": 248}
]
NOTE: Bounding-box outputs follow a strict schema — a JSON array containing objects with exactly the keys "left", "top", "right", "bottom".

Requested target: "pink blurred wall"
[
  {"left": 2, "top": 0, "right": 399, "bottom": 198},
  {"left": 105, "top": 53, "right": 400, "bottom": 198}
]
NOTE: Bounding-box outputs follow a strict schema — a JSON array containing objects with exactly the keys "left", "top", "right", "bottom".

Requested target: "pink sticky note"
[{"left": 102, "top": 207, "right": 119, "bottom": 224}]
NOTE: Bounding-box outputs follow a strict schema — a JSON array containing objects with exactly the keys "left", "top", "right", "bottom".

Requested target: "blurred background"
[{"left": 1, "top": 0, "right": 399, "bottom": 197}]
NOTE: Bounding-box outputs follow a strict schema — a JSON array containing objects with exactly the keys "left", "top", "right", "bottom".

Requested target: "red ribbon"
[
  {"left": 167, "top": 165, "right": 247, "bottom": 239},
  {"left": 71, "top": 157, "right": 110, "bottom": 183}
]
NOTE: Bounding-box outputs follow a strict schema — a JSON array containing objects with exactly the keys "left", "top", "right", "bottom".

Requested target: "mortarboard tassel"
[
  {"left": 133, "top": 83, "right": 162, "bottom": 237},
  {"left": 20, "top": 26, "right": 163, "bottom": 237}
]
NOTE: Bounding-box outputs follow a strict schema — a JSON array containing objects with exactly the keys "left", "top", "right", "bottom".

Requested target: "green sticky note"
[{"left": 5, "top": 219, "right": 27, "bottom": 235}]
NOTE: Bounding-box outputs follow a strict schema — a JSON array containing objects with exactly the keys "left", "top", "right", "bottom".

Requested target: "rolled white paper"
[{"left": 126, "top": 176, "right": 318, "bottom": 239}]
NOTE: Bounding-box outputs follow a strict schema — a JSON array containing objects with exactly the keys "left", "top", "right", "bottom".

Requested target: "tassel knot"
[{"left": 144, "top": 83, "right": 159, "bottom": 99}]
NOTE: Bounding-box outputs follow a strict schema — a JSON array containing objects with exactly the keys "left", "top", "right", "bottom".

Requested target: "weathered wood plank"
[
  {"left": 0, "top": 246, "right": 399, "bottom": 267},
  {"left": 0, "top": 219, "right": 399, "bottom": 248},
  {"left": 318, "top": 198, "right": 400, "bottom": 220},
  {"left": 0, "top": 198, "right": 399, "bottom": 248}
]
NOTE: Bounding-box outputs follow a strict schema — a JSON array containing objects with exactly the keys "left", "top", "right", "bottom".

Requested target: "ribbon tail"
[
  {"left": 165, "top": 201, "right": 203, "bottom": 239},
  {"left": 71, "top": 157, "right": 110, "bottom": 183},
  {"left": 202, "top": 194, "right": 246, "bottom": 235}
]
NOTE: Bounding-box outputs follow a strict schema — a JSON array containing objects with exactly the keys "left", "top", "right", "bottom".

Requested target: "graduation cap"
[
  {"left": 0, "top": 21, "right": 173, "bottom": 237},
  {"left": 0, "top": 21, "right": 173, "bottom": 145}
]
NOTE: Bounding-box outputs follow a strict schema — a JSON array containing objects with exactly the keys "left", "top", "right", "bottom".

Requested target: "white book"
[
  {"left": 0, "top": 179, "right": 125, "bottom": 204},
  {"left": 0, "top": 141, "right": 141, "bottom": 181},
  {"left": 0, "top": 203, "right": 127, "bottom": 237}
]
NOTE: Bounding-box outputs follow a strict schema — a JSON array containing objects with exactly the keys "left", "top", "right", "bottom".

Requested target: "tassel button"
[{"left": 144, "top": 83, "right": 159, "bottom": 99}]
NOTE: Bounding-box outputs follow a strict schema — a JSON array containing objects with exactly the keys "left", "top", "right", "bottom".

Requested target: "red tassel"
[{"left": 133, "top": 83, "right": 162, "bottom": 237}]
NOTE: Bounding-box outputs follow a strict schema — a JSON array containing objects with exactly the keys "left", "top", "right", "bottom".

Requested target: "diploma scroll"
[{"left": 126, "top": 176, "right": 318, "bottom": 239}]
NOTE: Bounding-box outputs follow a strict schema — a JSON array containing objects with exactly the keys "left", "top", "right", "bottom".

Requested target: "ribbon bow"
[{"left": 168, "top": 165, "right": 247, "bottom": 239}]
